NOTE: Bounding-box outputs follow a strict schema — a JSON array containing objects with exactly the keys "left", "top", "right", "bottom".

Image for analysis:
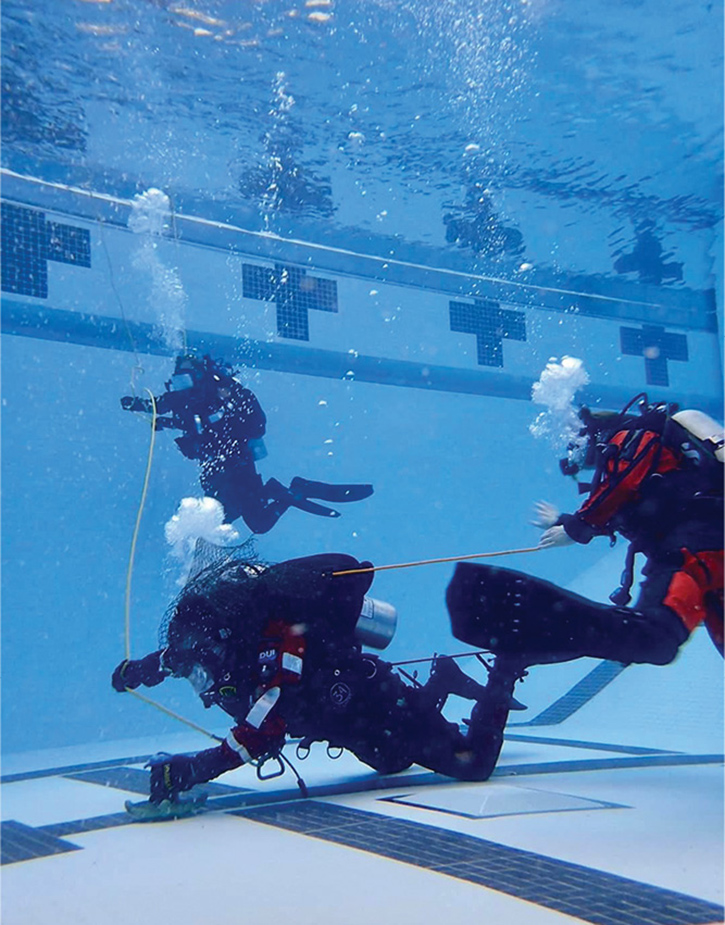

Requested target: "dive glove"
[{"left": 111, "top": 652, "right": 167, "bottom": 692}]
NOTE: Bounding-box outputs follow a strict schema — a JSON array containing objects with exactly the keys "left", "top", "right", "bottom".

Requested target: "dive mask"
[
  {"left": 169, "top": 372, "right": 195, "bottom": 392},
  {"left": 187, "top": 663, "right": 215, "bottom": 695}
]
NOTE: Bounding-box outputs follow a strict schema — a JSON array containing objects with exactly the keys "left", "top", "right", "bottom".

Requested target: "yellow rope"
[
  {"left": 120, "top": 386, "right": 220, "bottom": 742},
  {"left": 119, "top": 404, "right": 539, "bottom": 742},
  {"left": 124, "top": 389, "right": 158, "bottom": 661},
  {"left": 126, "top": 689, "right": 222, "bottom": 742},
  {"left": 332, "top": 545, "right": 543, "bottom": 577}
]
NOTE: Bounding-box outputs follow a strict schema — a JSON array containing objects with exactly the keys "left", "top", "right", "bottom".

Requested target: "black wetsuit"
[
  {"left": 133, "top": 365, "right": 373, "bottom": 532},
  {"left": 153, "top": 376, "right": 290, "bottom": 533},
  {"left": 114, "top": 555, "right": 518, "bottom": 799}
]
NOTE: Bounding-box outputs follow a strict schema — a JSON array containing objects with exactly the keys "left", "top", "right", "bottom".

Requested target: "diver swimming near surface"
[
  {"left": 112, "top": 552, "right": 528, "bottom": 814},
  {"left": 448, "top": 393, "right": 724, "bottom": 666},
  {"left": 121, "top": 354, "right": 373, "bottom": 534}
]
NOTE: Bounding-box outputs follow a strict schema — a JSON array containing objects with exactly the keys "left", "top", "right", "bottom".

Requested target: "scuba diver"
[
  {"left": 121, "top": 354, "right": 373, "bottom": 534},
  {"left": 447, "top": 394, "right": 724, "bottom": 666},
  {"left": 112, "top": 553, "right": 527, "bottom": 810}
]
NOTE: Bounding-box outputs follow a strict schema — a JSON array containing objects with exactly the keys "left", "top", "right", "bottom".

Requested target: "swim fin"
[
  {"left": 266, "top": 478, "right": 342, "bottom": 519},
  {"left": 289, "top": 478, "right": 374, "bottom": 503},
  {"left": 124, "top": 795, "right": 207, "bottom": 822},
  {"left": 287, "top": 495, "right": 341, "bottom": 518}
]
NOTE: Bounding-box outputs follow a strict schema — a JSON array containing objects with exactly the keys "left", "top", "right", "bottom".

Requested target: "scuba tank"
[
  {"left": 354, "top": 597, "right": 398, "bottom": 650},
  {"left": 671, "top": 410, "right": 724, "bottom": 465}
]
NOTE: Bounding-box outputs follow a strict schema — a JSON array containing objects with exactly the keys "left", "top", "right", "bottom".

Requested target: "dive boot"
[
  {"left": 466, "top": 655, "right": 530, "bottom": 736},
  {"left": 289, "top": 477, "right": 374, "bottom": 503},
  {"left": 478, "top": 654, "right": 528, "bottom": 710},
  {"left": 425, "top": 655, "right": 488, "bottom": 708}
]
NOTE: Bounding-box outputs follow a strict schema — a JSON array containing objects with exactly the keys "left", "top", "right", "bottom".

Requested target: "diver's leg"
[
  {"left": 287, "top": 653, "right": 517, "bottom": 780},
  {"left": 422, "top": 655, "right": 527, "bottom": 712},
  {"left": 200, "top": 458, "right": 291, "bottom": 534},
  {"left": 446, "top": 560, "right": 687, "bottom": 666},
  {"left": 611, "top": 560, "right": 690, "bottom": 665},
  {"left": 310, "top": 655, "right": 520, "bottom": 782},
  {"left": 407, "top": 656, "right": 526, "bottom": 781}
]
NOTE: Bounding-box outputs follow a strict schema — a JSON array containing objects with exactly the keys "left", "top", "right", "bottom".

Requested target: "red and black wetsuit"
[{"left": 559, "top": 427, "right": 723, "bottom": 659}]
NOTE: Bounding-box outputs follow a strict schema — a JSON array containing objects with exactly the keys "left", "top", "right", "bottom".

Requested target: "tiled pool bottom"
[{"left": 2, "top": 730, "right": 722, "bottom": 925}]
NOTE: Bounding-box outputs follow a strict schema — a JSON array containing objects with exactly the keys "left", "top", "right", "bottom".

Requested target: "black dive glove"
[
  {"left": 121, "top": 395, "right": 154, "bottom": 413},
  {"left": 148, "top": 754, "right": 192, "bottom": 804},
  {"left": 111, "top": 652, "right": 167, "bottom": 692},
  {"left": 147, "top": 747, "right": 240, "bottom": 803}
]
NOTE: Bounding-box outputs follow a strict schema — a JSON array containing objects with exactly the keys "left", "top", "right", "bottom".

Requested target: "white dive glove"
[
  {"left": 531, "top": 500, "right": 561, "bottom": 528},
  {"left": 539, "top": 525, "right": 576, "bottom": 548}
]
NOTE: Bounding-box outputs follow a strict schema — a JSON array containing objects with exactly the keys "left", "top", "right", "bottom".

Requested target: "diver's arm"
[
  {"left": 148, "top": 716, "right": 286, "bottom": 803},
  {"left": 148, "top": 745, "right": 243, "bottom": 803},
  {"left": 553, "top": 514, "right": 597, "bottom": 544},
  {"left": 120, "top": 393, "right": 180, "bottom": 432},
  {"left": 111, "top": 651, "right": 170, "bottom": 692}
]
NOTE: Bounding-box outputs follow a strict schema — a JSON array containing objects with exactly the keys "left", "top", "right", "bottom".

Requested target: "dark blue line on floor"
[
  {"left": 1, "top": 754, "right": 156, "bottom": 784},
  {"left": 514, "top": 661, "right": 629, "bottom": 727},
  {"left": 235, "top": 801, "right": 725, "bottom": 925},
  {"left": 66, "top": 766, "right": 251, "bottom": 798},
  {"left": 1, "top": 820, "right": 81, "bottom": 865},
  {"left": 31, "top": 750, "right": 722, "bottom": 842},
  {"left": 504, "top": 733, "right": 675, "bottom": 755},
  {"left": 0, "top": 730, "right": 674, "bottom": 787}
]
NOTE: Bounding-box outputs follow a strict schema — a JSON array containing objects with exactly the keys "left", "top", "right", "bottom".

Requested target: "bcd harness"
[{"left": 576, "top": 397, "right": 723, "bottom": 606}]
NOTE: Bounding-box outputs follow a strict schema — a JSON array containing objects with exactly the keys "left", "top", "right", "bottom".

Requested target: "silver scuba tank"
[
  {"left": 672, "top": 410, "right": 724, "bottom": 463},
  {"left": 354, "top": 597, "right": 398, "bottom": 650}
]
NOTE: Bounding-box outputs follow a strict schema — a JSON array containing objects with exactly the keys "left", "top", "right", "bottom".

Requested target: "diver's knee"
[{"left": 646, "top": 631, "right": 684, "bottom": 665}]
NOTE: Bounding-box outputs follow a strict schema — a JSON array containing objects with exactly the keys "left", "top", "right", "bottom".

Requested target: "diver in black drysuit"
[
  {"left": 112, "top": 553, "right": 526, "bottom": 803},
  {"left": 121, "top": 355, "right": 373, "bottom": 534}
]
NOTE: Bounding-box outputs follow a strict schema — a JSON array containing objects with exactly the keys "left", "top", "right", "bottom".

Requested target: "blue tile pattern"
[
  {"left": 518, "top": 661, "right": 629, "bottom": 727},
  {"left": 1, "top": 820, "right": 81, "bottom": 865},
  {"left": 1, "top": 203, "right": 90, "bottom": 298},
  {"left": 1, "top": 753, "right": 156, "bottom": 784},
  {"left": 242, "top": 261, "right": 337, "bottom": 340},
  {"left": 449, "top": 298, "right": 526, "bottom": 367},
  {"left": 45, "top": 220, "right": 91, "bottom": 266},
  {"left": 2, "top": 175, "right": 719, "bottom": 334},
  {"left": 67, "top": 766, "right": 250, "bottom": 798},
  {"left": 237, "top": 801, "right": 725, "bottom": 925},
  {"left": 620, "top": 324, "right": 689, "bottom": 387},
  {"left": 1, "top": 204, "right": 47, "bottom": 297}
]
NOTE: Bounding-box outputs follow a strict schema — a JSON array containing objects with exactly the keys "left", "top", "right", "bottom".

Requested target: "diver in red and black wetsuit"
[{"left": 447, "top": 395, "right": 723, "bottom": 667}]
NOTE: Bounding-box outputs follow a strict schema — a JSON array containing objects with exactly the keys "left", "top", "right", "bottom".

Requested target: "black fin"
[
  {"left": 289, "top": 478, "right": 373, "bottom": 503},
  {"left": 287, "top": 495, "right": 341, "bottom": 518}
]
